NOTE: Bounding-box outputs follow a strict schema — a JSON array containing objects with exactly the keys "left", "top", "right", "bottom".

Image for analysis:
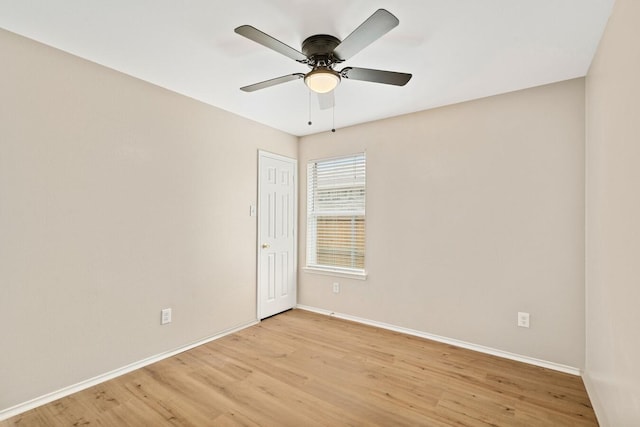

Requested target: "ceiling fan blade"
[
  {"left": 240, "top": 73, "right": 305, "bottom": 92},
  {"left": 341, "top": 67, "right": 412, "bottom": 86},
  {"left": 234, "top": 25, "right": 307, "bottom": 62},
  {"left": 317, "top": 91, "right": 335, "bottom": 110},
  {"left": 235, "top": 25, "right": 307, "bottom": 62},
  {"left": 333, "top": 9, "right": 399, "bottom": 61}
]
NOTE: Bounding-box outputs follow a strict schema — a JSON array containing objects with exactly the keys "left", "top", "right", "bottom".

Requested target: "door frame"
[{"left": 257, "top": 150, "right": 298, "bottom": 320}]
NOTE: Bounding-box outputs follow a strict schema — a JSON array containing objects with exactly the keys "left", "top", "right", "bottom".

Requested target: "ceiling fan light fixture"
[{"left": 304, "top": 69, "right": 341, "bottom": 93}]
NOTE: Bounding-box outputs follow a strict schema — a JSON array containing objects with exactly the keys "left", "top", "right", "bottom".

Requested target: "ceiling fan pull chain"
[
  {"left": 308, "top": 90, "right": 313, "bottom": 126},
  {"left": 331, "top": 98, "right": 336, "bottom": 133}
]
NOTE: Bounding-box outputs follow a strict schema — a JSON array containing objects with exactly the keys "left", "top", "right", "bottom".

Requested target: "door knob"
[{"left": 262, "top": 243, "right": 270, "bottom": 249}]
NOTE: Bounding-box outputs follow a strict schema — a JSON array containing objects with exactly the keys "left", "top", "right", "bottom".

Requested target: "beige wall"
[
  {"left": 585, "top": 0, "right": 640, "bottom": 424},
  {"left": 299, "top": 79, "right": 586, "bottom": 368},
  {"left": 0, "top": 28, "right": 297, "bottom": 412}
]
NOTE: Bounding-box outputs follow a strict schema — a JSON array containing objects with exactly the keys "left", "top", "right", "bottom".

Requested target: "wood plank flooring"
[{"left": 1, "top": 309, "right": 598, "bottom": 426}]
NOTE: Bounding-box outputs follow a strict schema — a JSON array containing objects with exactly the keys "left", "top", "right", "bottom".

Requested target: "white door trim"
[{"left": 257, "top": 150, "right": 297, "bottom": 319}]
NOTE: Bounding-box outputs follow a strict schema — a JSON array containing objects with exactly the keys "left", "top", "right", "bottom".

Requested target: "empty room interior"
[{"left": 1, "top": 0, "right": 639, "bottom": 425}]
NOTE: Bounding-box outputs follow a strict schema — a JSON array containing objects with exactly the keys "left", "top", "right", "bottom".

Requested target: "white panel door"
[{"left": 258, "top": 151, "right": 296, "bottom": 319}]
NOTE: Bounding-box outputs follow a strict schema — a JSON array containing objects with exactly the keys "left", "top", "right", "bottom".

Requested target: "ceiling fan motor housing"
[{"left": 301, "top": 34, "right": 343, "bottom": 69}]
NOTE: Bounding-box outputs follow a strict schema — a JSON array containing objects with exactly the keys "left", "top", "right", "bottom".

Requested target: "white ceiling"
[{"left": 0, "top": 0, "right": 614, "bottom": 136}]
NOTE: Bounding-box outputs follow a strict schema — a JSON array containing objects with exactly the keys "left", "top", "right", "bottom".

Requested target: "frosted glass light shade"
[{"left": 305, "top": 69, "right": 341, "bottom": 93}]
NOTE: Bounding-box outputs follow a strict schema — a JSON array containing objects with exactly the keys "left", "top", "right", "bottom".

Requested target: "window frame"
[{"left": 304, "top": 153, "right": 367, "bottom": 280}]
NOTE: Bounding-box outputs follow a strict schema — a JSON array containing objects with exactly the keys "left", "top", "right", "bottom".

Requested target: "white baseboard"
[
  {"left": 0, "top": 320, "right": 259, "bottom": 422},
  {"left": 296, "top": 304, "right": 581, "bottom": 376}
]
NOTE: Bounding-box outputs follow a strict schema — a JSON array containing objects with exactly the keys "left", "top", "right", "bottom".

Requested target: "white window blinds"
[{"left": 307, "top": 153, "right": 366, "bottom": 273}]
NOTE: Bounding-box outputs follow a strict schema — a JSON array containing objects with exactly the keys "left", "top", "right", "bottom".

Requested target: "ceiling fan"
[{"left": 234, "top": 9, "right": 412, "bottom": 97}]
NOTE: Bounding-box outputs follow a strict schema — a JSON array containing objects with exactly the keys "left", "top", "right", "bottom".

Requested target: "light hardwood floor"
[{"left": 2, "top": 309, "right": 598, "bottom": 426}]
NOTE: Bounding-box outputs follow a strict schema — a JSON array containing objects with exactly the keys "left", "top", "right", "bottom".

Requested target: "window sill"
[{"left": 302, "top": 267, "right": 368, "bottom": 280}]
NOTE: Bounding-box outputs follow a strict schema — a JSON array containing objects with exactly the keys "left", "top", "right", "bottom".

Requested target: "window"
[{"left": 306, "top": 153, "right": 366, "bottom": 276}]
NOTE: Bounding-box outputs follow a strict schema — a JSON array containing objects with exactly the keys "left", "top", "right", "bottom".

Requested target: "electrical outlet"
[
  {"left": 517, "top": 312, "right": 530, "bottom": 328},
  {"left": 161, "top": 308, "right": 172, "bottom": 325},
  {"left": 332, "top": 282, "right": 340, "bottom": 294}
]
